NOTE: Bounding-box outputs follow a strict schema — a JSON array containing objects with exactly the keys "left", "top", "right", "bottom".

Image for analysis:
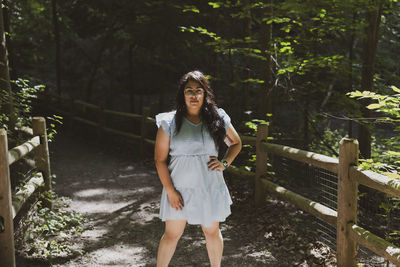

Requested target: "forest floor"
[{"left": 14, "top": 128, "right": 340, "bottom": 266}]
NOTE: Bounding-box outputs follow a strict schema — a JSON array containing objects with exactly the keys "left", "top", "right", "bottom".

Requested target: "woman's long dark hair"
[{"left": 173, "top": 70, "right": 226, "bottom": 152}]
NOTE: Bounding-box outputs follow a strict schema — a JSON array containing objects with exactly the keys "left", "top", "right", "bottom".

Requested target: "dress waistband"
[{"left": 170, "top": 153, "right": 217, "bottom": 157}]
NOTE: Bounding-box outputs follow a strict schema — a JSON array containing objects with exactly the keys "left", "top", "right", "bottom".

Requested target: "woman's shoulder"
[
  {"left": 156, "top": 110, "right": 176, "bottom": 118},
  {"left": 216, "top": 107, "right": 230, "bottom": 118},
  {"left": 216, "top": 107, "right": 231, "bottom": 130},
  {"left": 155, "top": 110, "right": 176, "bottom": 127}
]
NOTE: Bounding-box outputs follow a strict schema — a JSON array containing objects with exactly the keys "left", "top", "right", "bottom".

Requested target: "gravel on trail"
[{"left": 15, "top": 129, "right": 337, "bottom": 267}]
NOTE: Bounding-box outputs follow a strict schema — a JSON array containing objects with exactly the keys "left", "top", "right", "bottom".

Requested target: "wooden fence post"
[
  {"left": 0, "top": 129, "right": 16, "bottom": 267},
  {"left": 141, "top": 106, "right": 150, "bottom": 158},
  {"left": 32, "top": 117, "right": 52, "bottom": 208},
  {"left": 337, "top": 138, "right": 359, "bottom": 266},
  {"left": 255, "top": 123, "right": 268, "bottom": 207}
]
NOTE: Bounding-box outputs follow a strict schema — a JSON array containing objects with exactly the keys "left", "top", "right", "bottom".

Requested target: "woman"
[{"left": 154, "top": 70, "right": 242, "bottom": 267}]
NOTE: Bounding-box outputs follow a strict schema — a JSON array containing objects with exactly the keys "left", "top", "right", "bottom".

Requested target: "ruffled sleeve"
[
  {"left": 217, "top": 108, "right": 231, "bottom": 132},
  {"left": 155, "top": 110, "right": 176, "bottom": 138}
]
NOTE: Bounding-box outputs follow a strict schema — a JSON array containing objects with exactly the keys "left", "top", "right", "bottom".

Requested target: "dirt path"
[{"left": 25, "top": 130, "right": 335, "bottom": 266}]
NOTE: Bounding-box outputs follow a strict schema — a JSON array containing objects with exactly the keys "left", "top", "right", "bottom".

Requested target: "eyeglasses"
[{"left": 184, "top": 89, "right": 204, "bottom": 97}]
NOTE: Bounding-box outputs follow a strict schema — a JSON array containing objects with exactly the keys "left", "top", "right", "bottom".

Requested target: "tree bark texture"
[
  {"left": 0, "top": 2, "right": 15, "bottom": 131},
  {"left": 241, "top": 0, "right": 251, "bottom": 121},
  {"left": 358, "top": 0, "right": 383, "bottom": 159},
  {"left": 52, "top": 0, "right": 61, "bottom": 94},
  {"left": 257, "top": 0, "right": 273, "bottom": 120}
]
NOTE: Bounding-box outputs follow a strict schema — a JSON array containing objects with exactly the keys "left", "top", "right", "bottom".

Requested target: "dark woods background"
[
  {"left": 2, "top": 1, "right": 400, "bottom": 263},
  {"left": 2, "top": 0, "right": 400, "bottom": 159}
]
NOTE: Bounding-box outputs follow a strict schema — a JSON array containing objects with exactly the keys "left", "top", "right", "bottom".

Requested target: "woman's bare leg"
[
  {"left": 201, "top": 221, "right": 223, "bottom": 267},
  {"left": 156, "top": 220, "right": 187, "bottom": 267}
]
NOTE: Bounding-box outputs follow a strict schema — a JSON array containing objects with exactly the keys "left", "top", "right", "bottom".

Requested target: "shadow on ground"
[{"left": 15, "top": 128, "right": 328, "bottom": 267}]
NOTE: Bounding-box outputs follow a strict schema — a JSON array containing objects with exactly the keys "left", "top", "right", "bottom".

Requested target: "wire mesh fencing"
[{"left": 269, "top": 153, "right": 399, "bottom": 266}]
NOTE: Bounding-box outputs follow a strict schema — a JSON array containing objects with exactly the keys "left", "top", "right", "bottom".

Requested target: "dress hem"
[{"left": 159, "top": 213, "right": 231, "bottom": 228}]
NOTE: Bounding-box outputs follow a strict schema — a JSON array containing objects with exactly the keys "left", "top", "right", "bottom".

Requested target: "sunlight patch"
[
  {"left": 90, "top": 244, "right": 147, "bottom": 266},
  {"left": 121, "top": 165, "right": 135, "bottom": 171},
  {"left": 246, "top": 250, "right": 276, "bottom": 262},
  {"left": 73, "top": 188, "right": 109, "bottom": 198},
  {"left": 70, "top": 200, "right": 134, "bottom": 214},
  {"left": 117, "top": 173, "right": 136, "bottom": 179}
]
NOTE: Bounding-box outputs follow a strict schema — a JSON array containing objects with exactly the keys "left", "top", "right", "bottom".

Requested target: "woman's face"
[{"left": 184, "top": 80, "right": 204, "bottom": 112}]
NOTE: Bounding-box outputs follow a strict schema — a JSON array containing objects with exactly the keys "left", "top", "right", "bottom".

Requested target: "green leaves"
[
  {"left": 348, "top": 86, "right": 400, "bottom": 223},
  {"left": 208, "top": 2, "right": 221, "bottom": 8},
  {"left": 311, "top": 9, "right": 327, "bottom": 21},
  {"left": 263, "top": 17, "right": 291, "bottom": 24},
  {"left": 182, "top": 5, "right": 200, "bottom": 13},
  {"left": 243, "top": 78, "right": 265, "bottom": 84},
  {"left": 391, "top": 85, "right": 400, "bottom": 94},
  {"left": 179, "top": 26, "right": 220, "bottom": 40},
  {"left": 366, "top": 103, "right": 384, "bottom": 110},
  {"left": 244, "top": 118, "right": 271, "bottom": 134},
  {"left": 20, "top": 190, "right": 92, "bottom": 260},
  {"left": 348, "top": 88, "right": 400, "bottom": 118},
  {"left": 1, "top": 78, "right": 56, "bottom": 141}
]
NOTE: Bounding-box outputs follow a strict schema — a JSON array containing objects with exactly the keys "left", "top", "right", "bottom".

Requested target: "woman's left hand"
[{"left": 207, "top": 156, "right": 225, "bottom": 171}]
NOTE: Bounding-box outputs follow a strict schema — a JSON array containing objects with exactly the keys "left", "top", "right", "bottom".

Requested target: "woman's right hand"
[{"left": 166, "top": 189, "right": 184, "bottom": 211}]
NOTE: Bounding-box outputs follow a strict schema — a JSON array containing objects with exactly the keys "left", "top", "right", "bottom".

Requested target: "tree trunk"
[
  {"left": 52, "top": 0, "right": 61, "bottom": 94},
  {"left": 257, "top": 0, "right": 273, "bottom": 120},
  {"left": 105, "top": 47, "right": 114, "bottom": 108},
  {"left": 0, "top": 2, "right": 16, "bottom": 131},
  {"left": 303, "top": 99, "right": 309, "bottom": 150},
  {"left": 84, "top": 38, "right": 108, "bottom": 102},
  {"left": 128, "top": 44, "right": 135, "bottom": 113},
  {"left": 358, "top": 0, "right": 383, "bottom": 159},
  {"left": 211, "top": 7, "right": 220, "bottom": 92},
  {"left": 84, "top": 24, "right": 117, "bottom": 102},
  {"left": 348, "top": 12, "right": 357, "bottom": 139},
  {"left": 241, "top": 0, "right": 251, "bottom": 122},
  {"left": 2, "top": 0, "right": 15, "bottom": 80}
]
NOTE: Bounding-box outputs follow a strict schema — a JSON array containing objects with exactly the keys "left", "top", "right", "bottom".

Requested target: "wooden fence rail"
[
  {"left": 228, "top": 127, "right": 400, "bottom": 266},
  {"left": 40, "top": 93, "right": 400, "bottom": 266},
  {"left": 0, "top": 117, "right": 52, "bottom": 267},
  {"left": 40, "top": 93, "right": 155, "bottom": 156}
]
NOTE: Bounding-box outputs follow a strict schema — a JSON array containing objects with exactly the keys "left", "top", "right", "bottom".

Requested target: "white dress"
[{"left": 155, "top": 108, "right": 233, "bottom": 228}]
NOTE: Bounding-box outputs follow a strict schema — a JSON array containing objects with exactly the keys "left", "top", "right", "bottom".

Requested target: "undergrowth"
[{"left": 15, "top": 189, "right": 93, "bottom": 261}]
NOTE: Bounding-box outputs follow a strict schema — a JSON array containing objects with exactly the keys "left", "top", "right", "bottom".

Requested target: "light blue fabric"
[{"left": 155, "top": 108, "right": 233, "bottom": 228}]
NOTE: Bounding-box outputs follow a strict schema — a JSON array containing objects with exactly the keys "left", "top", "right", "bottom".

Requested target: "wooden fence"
[
  {"left": 0, "top": 117, "right": 52, "bottom": 267},
  {"left": 39, "top": 93, "right": 400, "bottom": 266},
  {"left": 226, "top": 124, "right": 400, "bottom": 266},
  {"left": 39, "top": 93, "right": 155, "bottom": 157}
]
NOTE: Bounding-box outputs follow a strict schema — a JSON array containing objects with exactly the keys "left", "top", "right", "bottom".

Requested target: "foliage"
[
  {"left": 0, "top": 78, "right": 63, "bottom": 144},
  {"left": 5, "top": 1, "right": 400, "bottom": 264},
  {"left": 309, "top": 127, "right": 344, "bottom": 158},
  {"left": 6, "top": 0, "right": 400, "bottom": 141},
  {"left": 348, "top": 86, "right": 400, "bottom": 247},
  {"left": 348, "top": 86, "right": 400, "bottom": 173},
  {"left": 235, "top": 116, "right": 274, "bottom": 174},
  {"left": 17, "top": 189, "right": 92, "bottom": 260},
  {"left": 1, "top": 78, "right": 45, "bottom": 133},
  {"left": 244, "top": 116, "right": 271, "bottom": 135},
  {"left": 12, "top": 79, "right": 45, "bottom": 121}
]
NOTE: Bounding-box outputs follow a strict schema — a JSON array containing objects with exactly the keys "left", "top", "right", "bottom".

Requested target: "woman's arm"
[
  {"left": 222, "top": 123, "right": 242, "bottom": 166},
  {"left": 154, "top": 126, "right": 175, "bottom": 194},
  {"left": 154, "top": 126, "right": 184, "bottom": 210},
  {"left": 208, "top": 123, "right": 242, "bottom": 171}
]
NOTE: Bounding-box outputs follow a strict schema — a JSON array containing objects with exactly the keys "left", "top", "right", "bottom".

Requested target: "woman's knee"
[
  {"left": 163, "top": 220, "right": 186, "bottom": 241},
  {"left": 163, "top": 230, "right": 184, "bottom": 241},
  {"left": 201, "top": 222, "right": 220, "bottom": 237}
]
